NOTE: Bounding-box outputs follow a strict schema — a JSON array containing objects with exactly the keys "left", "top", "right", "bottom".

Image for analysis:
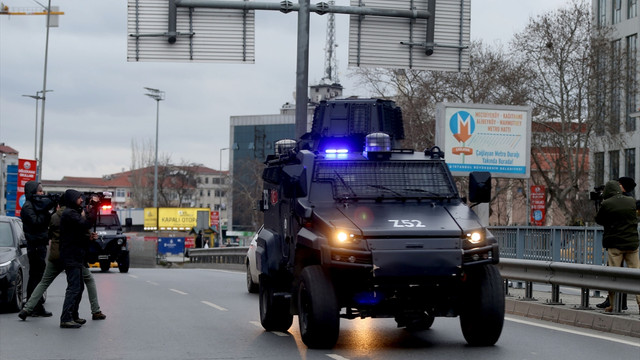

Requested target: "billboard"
[
  {"left": 436, "top": 103, "right": 531, "bottom": 178},
  {"left": 15, "top": 159, "right": 37, "bottom": 217},
  {"left": 144, "top": 207, "right": 210, "bottom": 230}
]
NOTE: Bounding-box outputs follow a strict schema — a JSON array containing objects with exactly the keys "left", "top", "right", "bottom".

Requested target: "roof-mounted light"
[
  {"left": 364, "top": 132, "right": 391, "bottom": 160},
  {"left": 275, "top": 139, "right": 297, "bottom": 155}
]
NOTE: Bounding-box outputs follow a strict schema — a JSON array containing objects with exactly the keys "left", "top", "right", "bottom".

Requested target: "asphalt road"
[{"left": 1, "top": 267, "right": 638, "bottom": 360}]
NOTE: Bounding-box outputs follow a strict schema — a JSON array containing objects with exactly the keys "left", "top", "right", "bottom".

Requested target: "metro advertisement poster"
[{"left": 436, "top": 103, "right": 531, "bottom": 179}]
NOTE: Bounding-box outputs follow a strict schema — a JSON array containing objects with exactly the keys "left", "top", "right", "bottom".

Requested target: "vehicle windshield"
[
  {"left": 313, "top": 160, "right": 458, "bottom": 200},
  {"left": 0, "top": 222, "right": 15, "bottom": 247},
  {"left": 95, "top": 214, "right": 120, "bottom": 227}
]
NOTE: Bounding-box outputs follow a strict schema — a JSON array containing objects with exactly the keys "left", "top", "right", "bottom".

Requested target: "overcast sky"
[{"left": 0, "top": 0, "right": 566, "bottom": 180}]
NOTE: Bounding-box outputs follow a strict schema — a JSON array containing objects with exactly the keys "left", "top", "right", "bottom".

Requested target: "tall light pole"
[
  {"left": 37, "top": 0, "right": 54, "bottom": 181},
  {"left": 22, "top": 90, "right": 53, "bottom": 160},
  {"left": 144, "top": 87, "right": 165, "bottom": 230},
  {"left": 218, "top": 147, "right": 229, "bottom": 244}
]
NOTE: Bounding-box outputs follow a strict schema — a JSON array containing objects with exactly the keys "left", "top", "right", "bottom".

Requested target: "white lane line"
[
  {"left": 128, "top": 275, "right": 139, "bottom": 279},
  {"left": 326, "top": 355, "right": 351, "bottom": 360},
  {"left": 170, "top": 289, "right": 188, "bottom": 295},
  {"left": 201, "top": 301, "right": 228, "bottom": 311},
  {"left": 505, "top": 316, "right": 640, "bottom": 347},
  {"left": 146, "top": 281, "right": 158, "bottom": 286},
  {"left": 249, "top": 321, "right": 290, "bottom": 337}
]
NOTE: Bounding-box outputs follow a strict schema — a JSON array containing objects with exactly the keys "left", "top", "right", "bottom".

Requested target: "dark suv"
[
  {"left": 86, "top": 212, "right": 130, "bottom": 273},
  {"left": 255, "top": 99, "right": 503, "bottom": 349}
]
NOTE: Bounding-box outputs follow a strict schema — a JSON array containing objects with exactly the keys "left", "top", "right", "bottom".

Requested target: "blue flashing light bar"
[{"left": 325, "top": 149, "right": 349, "bottom": 154}]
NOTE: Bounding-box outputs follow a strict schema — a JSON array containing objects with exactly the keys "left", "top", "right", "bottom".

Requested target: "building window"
[
  {"left": 599, "top": 0, "right": 607, "bottom": 26},
  {"left": 626, "top": 34, "right": 637, "bottom": 132},
  {"left": 207, "top": 190, "right": 211, "bottom": 196},
  {"left": 611, "top": 39, "right": 622, "bottom": 133},
  {"left": 116, "top": 189, "right": 125, "bottom": 198},
  {"left": 629, "top": 0, "right": 638, "bottom": 18},
  {"left": 215, "top": 190, "right": 226, "bottom": 197},
  {"left": 595, "top": 152, "right": 605, "bottom": 187},
  {"left": 609, "top": 150, "right": 620, "bottom": 180},
  {"left": 613, "top": 0, "right": 622, "bottom": 24},
  {"left": 625, "top": 148, "right": 636, "bottom": 177},
  {"left": 205, "top": 177, "right": 209, "bottom": 184}
]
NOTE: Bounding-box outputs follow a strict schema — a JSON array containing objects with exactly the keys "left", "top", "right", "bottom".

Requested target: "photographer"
[
  {"left": 594, "top": 180, "right": 640, "bottom": 313},
  {"left": 59, "top": 189, "right": 99, "bottom": 328},
  {"left": 20, "top": 181, "right": 56, "bottom": 317}
]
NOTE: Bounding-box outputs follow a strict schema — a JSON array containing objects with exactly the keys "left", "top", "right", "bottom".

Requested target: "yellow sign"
[{"left": 144, "top": 208, "right": 210, "bottom": 230}]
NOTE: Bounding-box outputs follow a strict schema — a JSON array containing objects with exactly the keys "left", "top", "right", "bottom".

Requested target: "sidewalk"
[{"left": 505, "top": 286, "right": 640, "bottom": 338}]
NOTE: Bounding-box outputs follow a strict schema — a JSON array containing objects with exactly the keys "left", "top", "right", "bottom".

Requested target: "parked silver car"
[{"left": 0, "top": 216, "right": 29, "bottom": 312}]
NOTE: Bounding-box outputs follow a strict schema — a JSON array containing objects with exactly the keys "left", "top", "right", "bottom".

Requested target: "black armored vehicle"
[
  {"left": 85, "top": 195, "right": 130, "bottom": 273},
  {"left": 256, "top": 99, "right": 503, "bottom": 349}
]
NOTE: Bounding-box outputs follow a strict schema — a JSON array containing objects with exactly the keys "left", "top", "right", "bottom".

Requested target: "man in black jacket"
[
  {"left": 59, "top": 189, "right": 97, "bottom": 328},
  {"left": 20, "top": 181, "right": 55, "bottom": 317}
]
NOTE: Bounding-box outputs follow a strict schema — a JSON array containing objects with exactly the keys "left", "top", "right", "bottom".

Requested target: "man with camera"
[
  {"left": 58, "top": 189, "right": 99, "bottom": 328},
  {"left": 20, "top": 181, "right": 56, "bottom": 317},
  {"left": 595, "top": 179, "right": 640, "bottom": 313}
]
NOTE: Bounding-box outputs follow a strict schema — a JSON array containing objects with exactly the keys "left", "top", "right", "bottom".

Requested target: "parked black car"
[
  {"left": 86, "top": 212, "right": 130, "bottom": 273},
  {"left": 0, "top": 216, "right": 29, "bottom": 312}
]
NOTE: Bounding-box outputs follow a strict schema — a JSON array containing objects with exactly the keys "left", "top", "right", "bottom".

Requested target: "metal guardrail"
[{"left": 186, "top": 247, "right": 248, "bottom": 265}]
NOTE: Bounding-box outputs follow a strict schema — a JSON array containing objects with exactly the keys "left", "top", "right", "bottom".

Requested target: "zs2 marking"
[{"left": 388, "top": 220, "right": 426, "bottom": 228}]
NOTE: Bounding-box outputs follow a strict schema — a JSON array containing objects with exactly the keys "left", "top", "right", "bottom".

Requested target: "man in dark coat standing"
[
  {"left": 59, "top": 190, "right": 97, "bottom": 328},
  {"left": 595, "top": 180, "right": 640, "bottom": 313},
  {"left": 20, "top": 180, "right": 55, "bottom": 317}
]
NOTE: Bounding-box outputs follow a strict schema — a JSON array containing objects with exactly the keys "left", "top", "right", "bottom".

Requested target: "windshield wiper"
[
  {"left": 402, "top": 188, "right": 449, "bottom": 198},
  {"left": 368, "top": 184, "right": 404, "bottom": 197},
  {"left": 334, "top": 171, "right": 357, "bottom": 198}
]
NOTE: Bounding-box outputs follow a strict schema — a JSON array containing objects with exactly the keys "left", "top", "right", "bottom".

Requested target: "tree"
[
  {"left": 510, "top": 0, "right": 616, "bottom": 224},
  {"left": 231, "top": 158, "right": 265, "bottom": 232}
]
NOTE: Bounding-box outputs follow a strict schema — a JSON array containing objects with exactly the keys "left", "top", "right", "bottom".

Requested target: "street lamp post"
[
  {"left": 144, "top": 87, "right": 165, "bottom": 233},
  {"left": 22, "top": 90, "right": 53, "bottom": 160},
  {"left": 37, "top": 0, "right": 53, "bottom": 181},
  {"left": 218, "top": 147, "right": 229, "bottom": 245}
]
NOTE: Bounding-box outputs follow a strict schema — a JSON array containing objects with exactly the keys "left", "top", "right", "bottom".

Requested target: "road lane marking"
[
  {"left": 128, "top": 275, "right": 139, "bottom": 279},
  {"left": 201, "top": 301, "right": 228, "bottom": 311},
  {"left": 170, "top": 289, "right": 188, "bottom": 295},
  {"left": 249, "top": 321, "right": 290, "bottom": 337},
  {"left": 505, "top": 316, "right": 640, "bottom": 347},
  {"left": 146, "top": 281, "right": 158, "bottom": 285},
  {"left": 250, "top": 321, "right": 261, "bottom": 327},
  {"left": 272, "top": 331, "right": 289, "bottom": 337},
  {"left": 326, "top": 355, "right": 350, "bottom": 360}
]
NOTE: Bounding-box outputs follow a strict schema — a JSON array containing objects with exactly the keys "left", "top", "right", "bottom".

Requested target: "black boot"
[
  {"left": 31, "top": 305, "right": 52, "bottom": 317},
  {"left": 595, "top": 297, "right": 610, "bottom": 309}
]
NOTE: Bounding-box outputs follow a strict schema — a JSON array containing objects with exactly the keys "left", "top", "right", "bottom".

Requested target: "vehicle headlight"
[
  {"left": 464, "top": 230, "right": 484, "bottom": 247},
  {"left": 0, "top": 261, "right": 11, "bottom": 276},
  {"left": 334, "top": 230, "right": 360, "bottom": 246}
]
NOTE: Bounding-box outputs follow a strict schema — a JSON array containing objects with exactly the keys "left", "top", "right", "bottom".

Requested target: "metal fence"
[{"left": 489, "top": 226, "right": 605, "bottom": 265}]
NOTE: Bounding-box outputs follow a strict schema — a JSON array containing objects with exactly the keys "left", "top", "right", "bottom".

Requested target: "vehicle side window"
[{"left": 0, "top": 222, "right": 14, "bottom": 247}]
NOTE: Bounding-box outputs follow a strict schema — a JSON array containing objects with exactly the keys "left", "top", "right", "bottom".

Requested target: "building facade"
[{"left": 592, "top": 0, "right": 639, "bottom": 199}]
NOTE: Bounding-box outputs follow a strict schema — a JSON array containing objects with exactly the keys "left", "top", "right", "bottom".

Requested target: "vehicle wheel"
[
  {"left": 246, "top": 262, "right": 258, "bottom": 293},
  {"left": 118, "top": 253, "right": 130, "bottom": 273},
  {"left": 7, "top": 270, "right": 24, "bottom": 312},
  {"left": 297, "top": 265, "right": 339, "bottom": 349},
  {"left": 459, "top": 264, "right": 505, "bottom": 346},
  {"left": 259, "top": 274, "right": 293, "bottom": 332},
  {"left": 99, "top": 260, "right": 111, "bottom": 272}
]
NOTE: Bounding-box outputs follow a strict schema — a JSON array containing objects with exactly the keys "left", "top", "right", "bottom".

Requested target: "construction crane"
[{"left": 0, "top": 2, "right": 63, "bottom": 16}]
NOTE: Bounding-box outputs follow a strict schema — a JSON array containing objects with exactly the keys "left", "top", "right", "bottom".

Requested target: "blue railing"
[{"left": 489, "top": 226, "right": 605, "bottom": 265}]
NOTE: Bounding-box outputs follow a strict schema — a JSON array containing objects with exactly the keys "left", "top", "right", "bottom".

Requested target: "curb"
[{"left": 506, "top": 298, "right": 640, "bottom": 338}]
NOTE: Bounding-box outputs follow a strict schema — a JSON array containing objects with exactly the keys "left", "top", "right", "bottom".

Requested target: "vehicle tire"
[
  {"left": 298, "top": 265, "right": 339, "bottom": 349},
  {"left": 118, "top": 252, "right": 130, "bottom": 273},
  {"left": 99, "top": 260, "right": 111, "bottom": 272},
  {"left": 459, "top": 264, "right": 505, "bottom": 346},
  {"left": 246, "top": 262, "right": 258, "bottom": 293},
  {"left": 259, "top": 274, "right": 293, "bottom": 332},
  {"left": 7, "top": 270, "right": 24, "bottom": 312}
]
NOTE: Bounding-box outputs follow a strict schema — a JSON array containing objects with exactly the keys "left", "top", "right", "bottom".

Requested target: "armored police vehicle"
[{"left": 256, "top": 99, "right": 503, "bottom": 349}]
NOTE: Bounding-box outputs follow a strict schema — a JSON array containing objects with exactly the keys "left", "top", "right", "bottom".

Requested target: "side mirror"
[
  {"left": 282, "top": 164, "right": 307, "bottom": 198},
  {"left": 469, "top": 171, "right": 491, "bottom": 203}
]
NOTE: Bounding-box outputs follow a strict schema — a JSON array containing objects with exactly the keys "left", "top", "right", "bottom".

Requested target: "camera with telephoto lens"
[{"left": 589, "top": 185, "right": 605, "bottom": 201}]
